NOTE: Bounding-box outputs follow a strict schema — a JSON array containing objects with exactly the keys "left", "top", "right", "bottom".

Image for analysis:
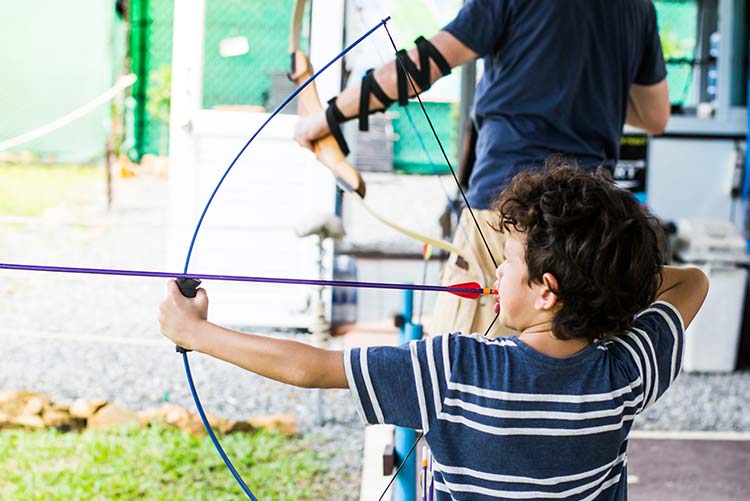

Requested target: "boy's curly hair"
[{"left": 494, "top": 160, "right": 663, "bottom": 342}]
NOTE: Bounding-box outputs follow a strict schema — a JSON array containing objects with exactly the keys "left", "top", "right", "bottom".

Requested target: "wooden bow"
[{"left": 288, "top": 1, "right": 471, "bottom": 262}]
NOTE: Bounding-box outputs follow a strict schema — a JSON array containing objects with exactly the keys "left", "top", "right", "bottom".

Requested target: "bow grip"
[{"left": 175, "top": 277, "right": 202, "bottom": 353}]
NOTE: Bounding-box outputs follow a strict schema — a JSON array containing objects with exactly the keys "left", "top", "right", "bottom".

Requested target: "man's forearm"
[
  {"left": 297, "top": 31, "right": 476, "bottom": 143},
  {"left": 625, "top": 96, "right": 646, "bottom": 130},
  {"left": 194, "top": 321, "right": 347, "bottom": 389},
  {"left": 334, "top": 31, "right": 475, "bottom": 121},
  {"left": 625, "top": 81, "right": 670, "bottom": 134},
  {"left": 333, "top": 48, "right": 440, "bottom": 121}
]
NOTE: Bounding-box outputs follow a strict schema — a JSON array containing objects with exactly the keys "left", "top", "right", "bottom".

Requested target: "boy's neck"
[{"left": 517, "top": 329, "right": 592, "bottom": 359}]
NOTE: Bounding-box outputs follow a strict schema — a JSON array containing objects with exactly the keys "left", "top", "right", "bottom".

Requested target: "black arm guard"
[
  {"left": 325, "top": 97, "right": 351, "bottom": 156},
  {"left": 395, "top": 36, "right": 452, "bottom": 107},
  {"left": 327, "top": 36, "right": 452, "bottom": 155}
]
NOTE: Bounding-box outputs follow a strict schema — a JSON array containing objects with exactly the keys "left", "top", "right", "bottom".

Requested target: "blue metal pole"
[
  {"left": 402, "top": 288, "right": 414, "bottom": 332},
  {"left": 394, "top": 289, "right": 422, "bottom": 501},
  {"left": 744, "top": 46, "right": 750, "bottom": 253}
]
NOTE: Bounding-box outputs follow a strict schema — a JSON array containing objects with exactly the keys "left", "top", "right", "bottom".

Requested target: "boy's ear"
[{"left": 536, "top": 272, "right": 560, "bottom": 311}]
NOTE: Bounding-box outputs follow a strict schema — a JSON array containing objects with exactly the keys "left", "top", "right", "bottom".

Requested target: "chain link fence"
[
  {"left": 129, "top": 0, "right": 302, "bottom": 159},
  {"left": 392, "top": 102, "right": 458, "bottom": 175},
  {"left": 655, "top": 0, "right": 702, "bottom": 108},
  {"left": 128, "top": 1, "right": 739, "bottom": 161}
]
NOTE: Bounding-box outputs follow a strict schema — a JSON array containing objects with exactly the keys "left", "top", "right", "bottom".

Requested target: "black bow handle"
[{"left": 174, "top": 277, "right": 202, "bottom": 353}]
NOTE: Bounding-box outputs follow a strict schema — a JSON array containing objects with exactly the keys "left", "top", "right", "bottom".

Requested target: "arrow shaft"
[{"left": 0, "top": 262, "right": 492, "bottom": 296}]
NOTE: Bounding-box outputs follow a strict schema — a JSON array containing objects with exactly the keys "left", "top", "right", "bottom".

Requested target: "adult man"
[{"left": 294, "top": 0, "right": 670, "bottom": 337}]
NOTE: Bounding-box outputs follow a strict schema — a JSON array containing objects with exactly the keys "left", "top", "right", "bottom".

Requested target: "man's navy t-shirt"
[{"left": 444, "top": 0, "right": 667, "bottom": 208}]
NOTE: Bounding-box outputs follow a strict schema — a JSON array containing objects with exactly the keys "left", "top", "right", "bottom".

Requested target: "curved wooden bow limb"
[
  {"left": 288, "top": 3, "right": 472, "bottom": 262},
  {"left": 289, "top": 0, "right": 365, "bottom": 197},
  {"left": 289, "top": 50, "right": 367, "bottom": 197}
]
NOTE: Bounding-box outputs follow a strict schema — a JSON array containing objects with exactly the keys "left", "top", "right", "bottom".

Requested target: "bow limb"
[
  {"left": 290, "top": 49, "right": 367, "bottom": 197},
  {"left": 289, "top": 0, "right": 366, "bottom": 197},
  {"left": 288, "top": 9, "right": 472, "bottom": 263},
  {"left": 350, "top": 196, "right": 471, "bottom": 259}
]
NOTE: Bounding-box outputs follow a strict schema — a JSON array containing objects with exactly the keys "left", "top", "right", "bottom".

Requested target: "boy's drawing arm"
[
  {"left": 159, "top": 281, "right": 348, "bottom": 389},
  {"left": 655, "top": 265, "right": 709, "bottom": 329}
]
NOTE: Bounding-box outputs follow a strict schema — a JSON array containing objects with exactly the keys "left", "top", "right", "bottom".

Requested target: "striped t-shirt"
[{"left": 344, "top": 301, "right": 684, "bottom": 500}]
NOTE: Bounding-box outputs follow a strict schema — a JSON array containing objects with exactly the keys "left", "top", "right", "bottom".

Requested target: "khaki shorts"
[{"left": 427, "top": 208, "right": 515, "bottom": 339}]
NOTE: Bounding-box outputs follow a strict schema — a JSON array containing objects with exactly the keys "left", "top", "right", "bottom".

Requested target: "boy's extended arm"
[
  {"left": 655, "top": 265, "right": 709, "bottom": 328},
  {"left": 196, "top": 323, "right": 348, "bottom": 389},
  {"left": 158, "top": 281, "right": 348, "bottom": 389}
]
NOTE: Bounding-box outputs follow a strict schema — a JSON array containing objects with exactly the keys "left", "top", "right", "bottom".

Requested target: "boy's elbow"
[
  {"left": 680, "top": 266, "right": 710, "bottom": 302},
  {"left": 283, "top": 353, "right": 325, "bottom": 388},
  {"left": 694, "top": 267, "right": 710, "bottom": 302},
  {"left": 285, "top": 365, "right": 315, "bottom": 388}
]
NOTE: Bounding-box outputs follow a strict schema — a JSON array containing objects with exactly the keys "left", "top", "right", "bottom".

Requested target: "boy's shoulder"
[
  {"left": 445, "top": 332, "right": 521, "bottom": 358},
  {"left": 439, "top": 332, "right": 522, "bottom": 375}
]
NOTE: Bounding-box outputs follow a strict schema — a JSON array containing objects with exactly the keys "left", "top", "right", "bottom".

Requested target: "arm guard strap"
[
  {"left": 359, "top": 36, "right": 452, "bottom": 132},
  {"left": 327, "top": 36, "right": 452, "bottom": 154},
  {"left": 325, "top": 97, "right": 351, "bottom": 156},
  {"left": 395, "top": 36, "right": 452, "bottom": 107}
]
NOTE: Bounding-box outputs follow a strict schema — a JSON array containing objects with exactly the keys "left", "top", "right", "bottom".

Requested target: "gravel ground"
[
  {"left": 1, "top": 174, "right": 749, "bottom": 499},
  {"left": 0, "top": 175, "right": 363, "bottom": 499}
]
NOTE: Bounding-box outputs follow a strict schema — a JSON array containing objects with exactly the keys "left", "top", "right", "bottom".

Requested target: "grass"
[
  {"left": 0, "top": 163, "right": 103, "bottom": 217},
  {"left": 0, "top": 425, "right": 335, "bottom": 500}
]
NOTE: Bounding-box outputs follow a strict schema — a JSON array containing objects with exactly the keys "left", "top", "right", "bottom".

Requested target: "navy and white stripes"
[{"left": 345, "top": 301, "right": 684, "bottom": 500}]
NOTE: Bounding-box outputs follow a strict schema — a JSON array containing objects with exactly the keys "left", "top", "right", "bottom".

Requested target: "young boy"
[{"left": 159, "top": 164, "right": 708, "bottom": 500}]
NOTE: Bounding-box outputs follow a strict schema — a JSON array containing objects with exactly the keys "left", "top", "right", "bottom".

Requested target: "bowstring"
[
  {"left": 372, "top": 17, "right": 501, "bottom": 501},
  {"left": 380, "top": 22, "right": 498, "bottom": 269},
  {"left": 379, "top": 21, "right": 500, "bottom": 337},
  {"left": 378, "top": 22, "right": 500, "bottom": 339},
  {"left": 378, "top": 431, "right": 424, "bottom": 501},
  {"left": 374, "top": 18, "right": 503, "bottom": 337},
  {"left": 353, "top": 6, "right": 493, "bottom": 321},
  {"left": 352, "top": 5, "right": 474, "bottom": 319}
]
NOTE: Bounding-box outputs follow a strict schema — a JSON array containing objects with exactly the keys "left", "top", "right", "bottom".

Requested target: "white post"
[
  {"left": 310, "top": 0, "right": 345, "bottom": 102},
  {"left": 168, "top": 0, "right": 206, "bottom": 268}
]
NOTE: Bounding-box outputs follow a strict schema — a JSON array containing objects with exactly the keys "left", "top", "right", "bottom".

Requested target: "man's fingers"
[{"left": 294, "top": 131, "right": 314, "bottom": 152}]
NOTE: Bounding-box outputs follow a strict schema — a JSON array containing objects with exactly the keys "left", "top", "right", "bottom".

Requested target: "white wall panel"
[{"left": 647, "top": 137, "right": 740, "bottom": 224}]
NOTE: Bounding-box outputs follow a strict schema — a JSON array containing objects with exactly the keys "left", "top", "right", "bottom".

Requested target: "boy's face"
[{"left": 494, "top": 231, "right": 554, "bottom": 332}]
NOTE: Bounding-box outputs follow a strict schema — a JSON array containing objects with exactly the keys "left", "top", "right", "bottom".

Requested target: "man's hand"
[
  {"left": 293, "top": 111, "right": 329, "bottom": 151},
  {"left": 158, "top": 280, "right": 209, "bottom": 351}
]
